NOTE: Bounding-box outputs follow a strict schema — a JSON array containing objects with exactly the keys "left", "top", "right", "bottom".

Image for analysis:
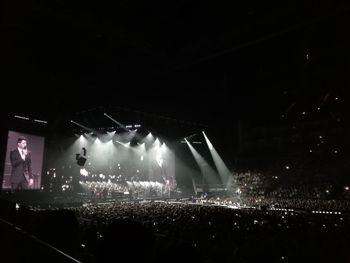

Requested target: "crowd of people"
[
  {"left": 2, "top": 153, "right": 350, "bottom": 262},
  {"left": 80, "top": 180, "right": 176, "bottom": 202},
  {"left": 1, "top": 197, "right": 349, "bottom": 263},
  {"left": 230, "top": 169, "right": 350, "bottom": 200}
]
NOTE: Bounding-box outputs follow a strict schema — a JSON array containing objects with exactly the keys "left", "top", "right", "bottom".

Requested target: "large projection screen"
[{"left": 2, "top": 131, "right": 45, "bottom": 190}]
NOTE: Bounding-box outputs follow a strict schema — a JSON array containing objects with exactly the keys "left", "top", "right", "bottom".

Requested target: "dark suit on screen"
[{"left": 10, "top": 148, "right": 33, "bottom": 190}]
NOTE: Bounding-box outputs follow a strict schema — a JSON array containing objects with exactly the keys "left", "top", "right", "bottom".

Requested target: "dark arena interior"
[{"left": 1, "top": 1, "right": 350, "bottom": 262}]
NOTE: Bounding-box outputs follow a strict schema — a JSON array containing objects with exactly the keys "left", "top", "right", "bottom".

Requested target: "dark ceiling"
[{"left": 2, "top": 0, "right": 349, "bottom": 126}]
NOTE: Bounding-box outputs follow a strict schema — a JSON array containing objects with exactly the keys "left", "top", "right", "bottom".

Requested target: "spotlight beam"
[
  {"left": 202, "top": 131, "right": 232, "bottom": 188},
  {"left": 104, "top": 113, "right": 130, "bottom": 132},
  {"left": 185, "top": 139, "right": 220, "bottom": 186},
  {"left": 70, "top": 120, "right": 93, "bottom": 132},
  {"left": 184, "top": 133, "right": 197, "bottom": 141}
]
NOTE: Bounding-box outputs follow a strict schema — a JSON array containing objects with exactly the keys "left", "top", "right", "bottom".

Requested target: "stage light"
[
  {"left": 14, "top": 115, "right": 29, "bottom": 120},
  {"left": 34, "top": 119, "right": 48, "bottom": 123}
]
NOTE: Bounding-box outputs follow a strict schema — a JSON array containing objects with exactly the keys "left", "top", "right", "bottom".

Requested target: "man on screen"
[{"left": 10, "top": 136, "right": 33, "bottom": 190}]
